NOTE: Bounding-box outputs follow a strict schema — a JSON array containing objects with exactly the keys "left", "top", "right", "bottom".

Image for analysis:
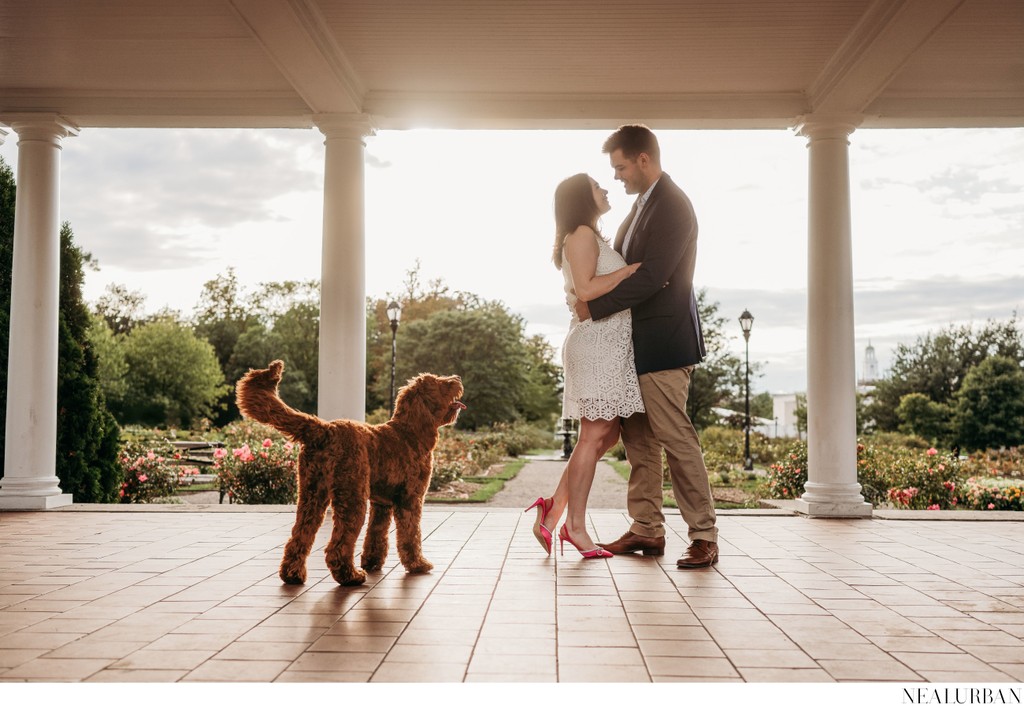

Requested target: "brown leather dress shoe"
[
  {"left": 676, "top": 540, "right": 719, "bottom": 568},
  {"left": 597, "top": 531, "right": 665, "bottom": 556}
]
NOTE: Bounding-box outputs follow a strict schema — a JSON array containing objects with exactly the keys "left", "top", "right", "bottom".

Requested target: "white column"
[
  {"left": 314, "top": 114, "right": 374, "bottom": 422},
  {"left": 794, "top": 117, "right": 872, "bottom": 518},
  {"left": 0, "top": 114, "right": 79, "bottom": 510}
]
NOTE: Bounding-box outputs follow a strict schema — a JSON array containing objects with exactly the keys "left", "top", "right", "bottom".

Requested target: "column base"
[
  {"left": 793, "top": 498, "right": 873, "bottom": 518},
  {"left": 795, "top": 481, "right": 873, "bottom": 518},
  {"left": 0, "top": 493, "right": 73, "bottom": 510}
]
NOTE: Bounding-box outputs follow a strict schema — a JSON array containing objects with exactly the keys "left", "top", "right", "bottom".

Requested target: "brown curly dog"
[{"left": 235, "top": 360, "right": 465, "bottom": 586}]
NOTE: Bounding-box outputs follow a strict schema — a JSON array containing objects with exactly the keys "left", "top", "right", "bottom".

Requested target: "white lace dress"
[{"left": 560, "top": 235, "right": 645, "bottom": 421}]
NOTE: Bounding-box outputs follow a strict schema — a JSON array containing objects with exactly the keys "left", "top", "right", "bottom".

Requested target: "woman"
[{"left": 525, "top": 173, "right": 645, "bottom": 559}]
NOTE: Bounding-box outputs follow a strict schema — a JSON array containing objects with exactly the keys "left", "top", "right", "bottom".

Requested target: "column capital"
[
  {"left": 1, "top": 113, "right": 80, "bottom": 143},
  {"left": 313, "top": 113, "right": 376, "bottom": 141},
  {"left": 793, "top": 114, "right": 863, "bottom": 141},
  {"left": 0, "top": 127, "right": 8, "bottom": 146}
]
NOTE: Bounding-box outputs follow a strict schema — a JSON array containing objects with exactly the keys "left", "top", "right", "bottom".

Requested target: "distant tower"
[{"left": 861, "top": 341, "right": 879, "bottom": 384}]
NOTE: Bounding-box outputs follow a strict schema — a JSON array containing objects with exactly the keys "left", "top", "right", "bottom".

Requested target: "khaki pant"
[{"left": 621, "top": 367, "right": 718, "bottom": 543}]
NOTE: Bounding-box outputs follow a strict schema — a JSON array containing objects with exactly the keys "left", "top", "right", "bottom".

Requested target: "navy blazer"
[{"left": 588, "top": 173, "right": 706, "bottom": 375}]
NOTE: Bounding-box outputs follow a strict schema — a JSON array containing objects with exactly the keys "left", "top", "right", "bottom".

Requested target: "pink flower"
[
  {"left": 137, "top": 474, "right": 148, "bottom": 483},
  {"left": 284, "top": 442, "right": 294, "bottom": 452},
  {"left": 988, "top": 503, "right": 995, "bottom": 510},
  {"left": 214, "top": 448, "right": 227, "bottom": 459},
  {"left": 234, "top": 444, "right": 254, "bottom": 463},
  {"left": 927, "top": 448, "right": 938, "bottom": 456},
  {"left": 927, "top": 504, "right": 939, "bottom": 510},
  {"left": 146, "top": 451, "right": 156, "bottom": 460},
  {"left": 262, "top": 438, "right": 273, "bottom": 448},
  {"left": 260, "top": 451, "right": 268, "bottom": 459}
]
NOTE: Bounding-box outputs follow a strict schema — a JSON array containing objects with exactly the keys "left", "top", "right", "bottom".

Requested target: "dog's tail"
[{"left": 235, "top": 360, "right": 327, "bottom": 445}]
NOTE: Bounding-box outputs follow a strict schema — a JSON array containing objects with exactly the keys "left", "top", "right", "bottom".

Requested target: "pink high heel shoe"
[
  {"left": 558, "top": 525, "right": 613, "bottom": 559},
  {"left": 524, "top": 497, "right": 554, "bottom": 555}
]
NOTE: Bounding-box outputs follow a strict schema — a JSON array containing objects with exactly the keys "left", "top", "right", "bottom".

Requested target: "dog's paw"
[
  {"left": 361, "top": 557, "right": 385, "bottom": 572},
  {"left": 404, "top": 559, "right": 434, "bottom": 574},
  {"left": 336, "top": 568, "right": 367, "bottom": 587},
  {"left": 279, "top": 568, "right": 306, "bottom": 585}
]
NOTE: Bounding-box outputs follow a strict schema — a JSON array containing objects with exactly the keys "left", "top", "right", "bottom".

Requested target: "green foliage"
[
  {"left": 397, "top": 302, "right": 548, "bottom": 429},
  {"left": 959, "top": 446, "right": 1024, "bottom": 478},
  {"left": 53, "top": 222, "right": 123, "bottom": 503},
  {"left": 119, "top": 316, "right": 229, "bottom": 427},
  {"left": 87, "top": 313, "right": 130, "bottom": 405},
  {"left": 868, "top": 317, "right": 1024, "bottom": 432},
  {"left": 431, "top": 429, "right": 482, "bottom": 491},
  {"left": 698, "top": 426, "right": 785, "bottom": 468},
  {"left": 867, "top": 445, "right": 963, "bottom": 510},
  {"left": 749, "top": 391, "right": 773, "bottom": 420},
  {"left": 762, "top": 439, "right": 972, "bottom": 510},
  {"left": 763, "top": 441, "right": 808, "bottom": 499},
  {"left": 896, "top": 392, "right": 952, "bottom": 445},
  {"left": 428, "top": 424, "right": 544, "bottom": 491},
  {"left": 962, "top": 477, "right": 1023, "bottom": 511},
  {"left": 688, "top": 289, "right": 755, "bottom": 429},
  {"left": 94, "top": 283, "right": 147, "bottom": 335},
  {"left": 953, "top": 356, "right": 1024, "bottom": 453}
]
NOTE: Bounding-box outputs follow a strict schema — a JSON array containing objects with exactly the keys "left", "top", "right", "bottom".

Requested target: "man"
[{"left": 575, "top": 124, "right": 719, "bottom": 568}]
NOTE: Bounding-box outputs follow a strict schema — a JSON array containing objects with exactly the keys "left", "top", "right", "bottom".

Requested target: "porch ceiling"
[{"left": 1, "top": 0, "right": 1022, "bottom": 130}]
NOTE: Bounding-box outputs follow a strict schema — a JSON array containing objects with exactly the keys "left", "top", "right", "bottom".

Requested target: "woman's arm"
[{"left": 564, "top": 226, "right": 640, "bottom": 302}]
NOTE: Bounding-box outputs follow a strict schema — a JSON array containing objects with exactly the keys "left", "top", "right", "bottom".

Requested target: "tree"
[
  {"left": 121, "top": 316, "right": 228, "bottom": 428},
  {"left": 87, "top": 313, "right": 130, "bottom": 411},
  {"left": 0, "top": 157, "right": 15, "bottom": 465},
  {"left": 366, "top": 262, "right": 475, "bottom": 412},
  {"left": 397, "top": 302, "right": 551, "bottom": 429},
  {"left": 953, "top": 356, "right": 1024, "bottom": 452},
  {"left": 228, "top": 310, "right": 318, "bottom": 414},
  {"left": 94, "top": 283, "right": 148, "bottom": 335},
  {"left": 519, "top": 334, "right": 563, "bottom": 425},
  {"left": 56, "top": 222, "right": 122, "bottom": 502},
  {"left": 2, "top": 161, "right": 120, "bottom": 500},
  {"left": 750, "top": 391, "right": 773, "bottom": 420},
  {"left": 689, "top": 289, "right": 755, "bottom": 429},
  {"left": 231, "top": 326, "right": 315, "bottom": 412},
  {"left": 193, "top": 268, "right": 261, "bottom": 371},
  {"left": 868, "top": 318, "right": 1024, "bottom": 431},
  {"left": 896, "top": 392, "right": 952, "bottom": 445},
  {"left": 794, "top": 393, "right": 807, "bottom": 438}
]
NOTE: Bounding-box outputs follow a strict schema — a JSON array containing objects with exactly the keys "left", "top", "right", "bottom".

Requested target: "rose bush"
[
  {"left": 215, "top": 424, "right": 299, "bottom": 504},
  {"left": 118, "top": 445, "right": 178, "bottom": 503}
]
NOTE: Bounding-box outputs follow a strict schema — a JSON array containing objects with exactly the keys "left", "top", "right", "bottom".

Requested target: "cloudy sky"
[{"left": 1, "top": 126, "right": 1021, "bottom": 395}]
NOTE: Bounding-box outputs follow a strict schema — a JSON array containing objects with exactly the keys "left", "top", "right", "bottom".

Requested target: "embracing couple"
[{"left": 526, "top": 124, "right": 719, "bottom": 569}]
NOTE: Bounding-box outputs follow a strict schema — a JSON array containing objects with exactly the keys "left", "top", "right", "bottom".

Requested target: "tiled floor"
[{"left": 1, "top": 503, "right": 1022, "bottom": 687}]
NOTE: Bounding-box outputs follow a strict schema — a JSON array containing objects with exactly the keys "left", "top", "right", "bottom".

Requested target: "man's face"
[{"left": 609, "top": 148, "right": 648, "bottom": 195}]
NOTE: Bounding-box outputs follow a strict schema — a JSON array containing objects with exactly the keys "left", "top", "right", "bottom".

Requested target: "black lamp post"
[
  {"left": 739, "top": 309, "right": 754, "bottom": 471},
  {"left": 387, "top": 301, "right": 401, "bottom": 416}
]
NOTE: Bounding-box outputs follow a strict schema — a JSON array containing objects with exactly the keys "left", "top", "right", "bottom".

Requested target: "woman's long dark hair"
[{"left": 552, "top": 173, "right": 601, "bottom": 270}]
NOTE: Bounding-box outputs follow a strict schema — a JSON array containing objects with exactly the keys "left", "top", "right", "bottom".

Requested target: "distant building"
[
  {"left": 858, "top": 341, "right": 879, "bottom": 396},
  {"left": 772, "top": 393, "right": 802, "bottom": 439},
  {"left": 859, "top": 341, "right": 879, "bottom": 384}
]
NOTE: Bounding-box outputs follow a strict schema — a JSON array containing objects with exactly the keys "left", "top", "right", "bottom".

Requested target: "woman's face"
[{"left": 590, "top": 177, "right": 611, "bottom": 215}]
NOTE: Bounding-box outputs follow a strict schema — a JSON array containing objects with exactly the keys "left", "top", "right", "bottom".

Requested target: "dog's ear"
[{"left": 393, "top": 375, "right": 435, "bottom": 424}]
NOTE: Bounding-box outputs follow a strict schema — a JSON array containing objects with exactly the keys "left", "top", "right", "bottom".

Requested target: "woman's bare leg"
[{"left": 559, "top": 417, "right": 620, "bottom": 550}]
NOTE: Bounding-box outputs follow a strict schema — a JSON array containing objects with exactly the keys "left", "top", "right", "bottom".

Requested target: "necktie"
[{"left": 621, "top": 197, "right": 644, "bottom": 255}]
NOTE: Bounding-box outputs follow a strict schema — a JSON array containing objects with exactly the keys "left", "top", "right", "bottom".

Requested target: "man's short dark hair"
[{"left": 602, "top": 124, "right": 661, "bottom": 164}]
